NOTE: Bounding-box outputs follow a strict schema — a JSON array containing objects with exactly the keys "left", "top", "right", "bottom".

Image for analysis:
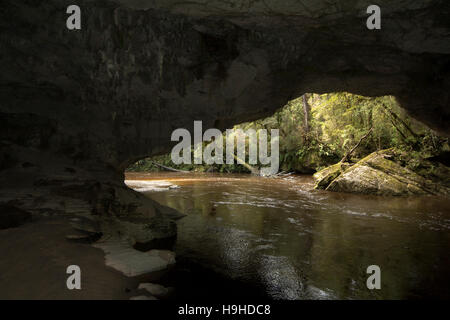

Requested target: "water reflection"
[{"left": 125, "top": 172, "right": 450, "bottom": 300}]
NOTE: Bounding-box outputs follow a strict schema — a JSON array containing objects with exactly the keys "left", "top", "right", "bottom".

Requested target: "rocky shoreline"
[
  {"left": 70, "top": 215, "right": 178, "bottom": 300},
  {"left": 0, "top": 173, "right": 185, "bottom": 299}
]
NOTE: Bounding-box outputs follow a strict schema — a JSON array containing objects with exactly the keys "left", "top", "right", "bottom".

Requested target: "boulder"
[
  {"left": 147, "top": 250, "right": 176, "bottom": 266},
  {"left": 70, "top": 216, "right": 102, "bottom": 235},
  {"left": 313, "top": 162, "right": 351, "bottom": 189},
  {"left": 314, "top": 150, "right": 450, "bottom": 196}
]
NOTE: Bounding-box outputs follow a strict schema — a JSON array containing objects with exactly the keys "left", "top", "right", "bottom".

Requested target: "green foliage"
[{"left": 128, "top": 92, "right": 448, "bottom": 173}]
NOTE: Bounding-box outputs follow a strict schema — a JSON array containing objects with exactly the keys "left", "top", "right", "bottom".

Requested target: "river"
[{"left": 125, "top": 172, "right": 450, "bottom": 300}]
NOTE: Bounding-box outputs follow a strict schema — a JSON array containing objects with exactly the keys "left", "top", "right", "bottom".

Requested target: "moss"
[
  {"left": 327, "top": 163, "right": 414, "bottom": 195},
  {"left": 318, "top": 148, "right": 450, "bottom": 196},
  {"left": 313, "top": 162, "right": 351, "bottom": 190}
]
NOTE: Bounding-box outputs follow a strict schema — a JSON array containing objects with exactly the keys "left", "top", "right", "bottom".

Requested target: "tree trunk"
[
  {"left": 302, "top": 94, "right": 311, "bottom": 143},
  {"left": 381, "top": 103, "right": 418, "bottom": 139},
  {"left": 341, "top": 127, "right": 373, "bottom": 163}
]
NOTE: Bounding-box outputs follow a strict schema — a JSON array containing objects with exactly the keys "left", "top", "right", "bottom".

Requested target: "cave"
[{"left": 0, "top": 0, "right": 449, "bottom": 300}]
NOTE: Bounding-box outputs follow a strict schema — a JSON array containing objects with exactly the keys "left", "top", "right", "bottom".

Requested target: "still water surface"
[{"left": 125, "top": 172, "right": 450, "bottom": 300}]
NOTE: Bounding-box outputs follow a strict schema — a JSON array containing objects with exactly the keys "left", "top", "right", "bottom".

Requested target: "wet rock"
[
  {"left": 65, "top": 233, "right": 101, "bottom": 243},
  {"left": 65, "top": 234, "right": 91, "bottom": 241},
  {"left": 0, "top": 205, "right": 32, "bottom": 229},
  {"left": 314, "top": 149, "right": 450, "bottom": 196},
  {"left": 93, "top": 239, "right": 176, "bottom": 278},
  {"left": 147, "top": 250, "right": 176, "bottom": 266},
  {"left": 69, "top": 216, "right": 103, "bottom": 243},
  {"left": 90, "top": 184, "right": 179, "bottom": 246},
  {"left": 70, "top": 216, "right": 102, "bottom": 235},
  {"left": 99, "top": 215, "right": 177, "bottom": 251},
  {"left": 153, "top": 201, "right": 186, "bottom": 221},
  {"left": 129, "top": 295, "right": 158, "bottom": 300},
  {"left": 138, "top": 283, "right": 174, "bottom": 299},
  {"left": 133, "top": 235, "right": 177, "bottom": 252},
  {"left": 313, "top": 162, "right": 351, "bottom": 190}
]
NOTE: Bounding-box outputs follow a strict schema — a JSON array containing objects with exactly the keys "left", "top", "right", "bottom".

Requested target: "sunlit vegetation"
[{"left": 127, "top": 93, "right": 448, "bottom": 174}]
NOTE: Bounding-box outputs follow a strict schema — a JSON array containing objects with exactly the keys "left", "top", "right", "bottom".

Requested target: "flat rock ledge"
[
  {"left": 130, "top": 295, "right": 158, "bottom": 300},
  {"left": 314, "top": 149, "right": 450, "bottom": 196},
  {"left": 138, "top": 282, "right": 174, "bottom": 299},
  {"left": 93, "top": 239, "right": 176, "bottom": 278}
]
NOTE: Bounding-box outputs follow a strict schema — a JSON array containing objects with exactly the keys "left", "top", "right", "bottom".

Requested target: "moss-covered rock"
[
  {"left": 314, "top": 149, "right": 450, "bottom": 196},
  {"left": 313, "top": 162, "right": 351, "bottom": 189}
]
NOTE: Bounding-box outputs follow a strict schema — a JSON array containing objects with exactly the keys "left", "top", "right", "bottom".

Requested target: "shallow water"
[{"left": 125, "top": 172, "right": 450, "bottom": 300}]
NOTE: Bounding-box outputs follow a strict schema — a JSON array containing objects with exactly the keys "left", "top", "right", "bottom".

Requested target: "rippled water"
[{"left": 125, "top": 172, "right": 450, "bottom": 300}]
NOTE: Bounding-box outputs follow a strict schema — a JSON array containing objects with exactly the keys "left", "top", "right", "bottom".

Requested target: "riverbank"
[
  {"left": 0, "top": 216, "right": 140, "bottom": 299},
  {"left": 2, "top": 172, "right": 449, "bottom": 299},
  {"left": 0, "top": 213, "right": 270, "bottom": 300}
]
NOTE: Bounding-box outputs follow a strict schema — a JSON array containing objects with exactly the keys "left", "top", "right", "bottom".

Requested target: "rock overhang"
[{"left": 0, "top": 0, "right": 449, "bottom": 176}]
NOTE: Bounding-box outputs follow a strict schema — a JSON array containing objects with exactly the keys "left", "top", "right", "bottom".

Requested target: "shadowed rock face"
[{"left": 0, "top": 0, "right": 449, "bottom": 238}]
